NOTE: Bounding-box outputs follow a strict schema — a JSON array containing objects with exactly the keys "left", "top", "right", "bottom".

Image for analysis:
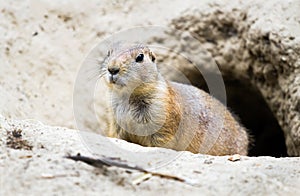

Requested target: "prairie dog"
[{"left": 100, "top": 43, "right": 249, "bottom": 155}]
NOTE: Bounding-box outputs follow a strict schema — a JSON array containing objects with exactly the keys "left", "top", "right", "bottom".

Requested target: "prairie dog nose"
[{"left": 108, "top": 67, "right": 120, "bottom": 75}]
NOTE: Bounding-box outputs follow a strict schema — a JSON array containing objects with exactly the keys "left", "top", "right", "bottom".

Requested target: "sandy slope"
[
  {"left": 0, "top": 0, "right": 200, "bottom": 129},
  {"left": 1, "top": 117, "right": 300, "bottom": 195}
]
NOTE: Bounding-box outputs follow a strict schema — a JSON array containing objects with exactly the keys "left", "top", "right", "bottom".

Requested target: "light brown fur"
[{"left": 101, "top": 43, "right": 249, "bottom": 155}]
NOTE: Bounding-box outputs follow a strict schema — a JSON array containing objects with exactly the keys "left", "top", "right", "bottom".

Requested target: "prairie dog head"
[{"left": 102, "top": 44, "right": 157, "bottom": 91}]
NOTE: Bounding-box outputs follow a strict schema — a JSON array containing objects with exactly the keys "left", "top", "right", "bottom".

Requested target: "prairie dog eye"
[{"left": 135, "top": 53, "right": 144, "bottom": 63}]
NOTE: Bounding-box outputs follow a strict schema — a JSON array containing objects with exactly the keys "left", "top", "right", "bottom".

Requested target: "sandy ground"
[
  {"left": 0, "top": 0, "right": 201, "bottom": 129},
  {"left": 1, "top": 116, "right": 300, "bottom": 195},
  {"left": 1, "top": 0, "right": 300, "bottom": 195}
]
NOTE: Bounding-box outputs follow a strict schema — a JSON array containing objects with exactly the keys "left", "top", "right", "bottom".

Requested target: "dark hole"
[
  {"left": 224, "top": 78, "right": 287, "bottom": 157},
  {"left": 185, "top": 71, "right": 288, "bottom": 157}
]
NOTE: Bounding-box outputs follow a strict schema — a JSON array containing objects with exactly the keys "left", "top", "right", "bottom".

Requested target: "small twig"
[
  {"left": 66, "top": 154, "right": 146, "bottom": 171},
  {"left": 65, "top": 154, "right": 197, "bottom": 186}
]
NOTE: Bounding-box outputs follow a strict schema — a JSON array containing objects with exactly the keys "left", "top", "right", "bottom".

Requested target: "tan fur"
[{"left": 102, "top": 44, "right": 249, "bottom": 155}]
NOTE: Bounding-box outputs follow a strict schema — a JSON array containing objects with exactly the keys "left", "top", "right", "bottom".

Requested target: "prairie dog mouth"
[{"left": 108, "top": 74, "right": 117, "bottom": 84}]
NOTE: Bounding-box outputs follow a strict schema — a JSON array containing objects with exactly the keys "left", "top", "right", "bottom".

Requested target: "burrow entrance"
[
  {"left": 223, "top": 79, "right": 287, "bottom": 157},
  {"left": 186, "top": 71, "right": 288, "bottom": 157}
]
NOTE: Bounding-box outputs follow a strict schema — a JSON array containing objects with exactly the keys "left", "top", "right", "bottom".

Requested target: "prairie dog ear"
[{"left": 149, "top": 51, "right": 156, "bottom": 62}]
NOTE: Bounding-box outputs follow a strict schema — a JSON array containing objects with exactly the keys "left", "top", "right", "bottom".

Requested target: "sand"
[{"left": 1, "top": 117, "right": 300, "bottom": 195}]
